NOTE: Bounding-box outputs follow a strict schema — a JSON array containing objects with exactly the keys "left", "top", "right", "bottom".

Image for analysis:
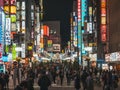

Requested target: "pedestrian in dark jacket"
[
  {"left": 27, "top": 77, "right": 34, "bottom": 90},
  {"left": 38, "top": 71, "right": 51, "bottom": 90},
  {"left": 86, "top": 72, "right": 94, "bottom": 90},
  {"left": 14, "top": 85, "right": 23, "bottom": 90},
  {"left": 81, "top": 70, "right": 88, "bottom": 90},
  {"left": 4, "top": 71, "right": 9, "bottom": 89},
  {"left": 0, "top": 73, "right": 6, "bottom": 90},
  {"left": 74, "top": 73, "right": 81, "bottom": 90},
  {"left": 59, "top": 69, "right": 64, "bottom": 86}
]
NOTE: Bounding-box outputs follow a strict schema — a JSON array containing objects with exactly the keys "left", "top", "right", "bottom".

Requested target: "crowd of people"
[{"left": 0, "top": 62, "right": 120, "bottom": 90}]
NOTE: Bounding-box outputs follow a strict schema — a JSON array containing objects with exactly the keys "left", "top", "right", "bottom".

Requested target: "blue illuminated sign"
[
  {"left": 0, "top": 8, "right": 2, "bottom": 44},
  {"left": 2, "top": 55, "right": 8, "bottom": 62},
  {"left": 82, "top": 0, "right": 87, "bottom": 27}
]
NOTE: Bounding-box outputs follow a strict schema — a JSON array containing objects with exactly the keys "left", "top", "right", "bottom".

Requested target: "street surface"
[{"left": 8, "top": 76, "right": 120, "bottom": 90}]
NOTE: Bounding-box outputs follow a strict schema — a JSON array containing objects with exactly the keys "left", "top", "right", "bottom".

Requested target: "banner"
[{"left": 12, "top": 44, "right": 16, "bottom": 60}]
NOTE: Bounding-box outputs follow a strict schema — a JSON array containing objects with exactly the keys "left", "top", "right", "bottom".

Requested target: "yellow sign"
[
  {"left": 89, "top": 43, "right": 97, "bottom": 47},
  {"left": 10, "top": 6, "right": 16, "bottom": 14},
  {"left": 28, "top": 46, "right": 32, "bottom": 50},
  {"left": 4, "top": 6, "right": 9, "bottom": 13}
]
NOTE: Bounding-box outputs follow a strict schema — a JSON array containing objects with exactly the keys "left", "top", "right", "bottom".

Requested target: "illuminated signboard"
[
  {"left": 101, "top": 16, "right": 106, "bottom": 24},
  {"left": 0, "top": 9, "right": 2, "bottom": 43},
  {"left": 101, "top": 8, "right": 106, "bottom": 16},
  {"left": 82, "top": 0, "right": 87, "bottom": 26},
  {"left": 10, "top": 0, "right": 16, "bottom": 5},
  {"left": 4, "top": 5, "right": 9, "bottom": 13},
  {"left": 0, "top": 8, "right": 4, "bottom": 60},
  {"left": 16, "top": 2, "right": 20, "bottom": 10},
  {"left": 10, "top": 15, "right": 16, "bottom": 23},
  {"left": 105, "top": 52, "right": 120, "bottom": 62},
  {"left": 12, "top": 44, "right": 16, "bottom": 60},
  {"left": 77, "top": 0, "right": 82, "bottom": 64},
  {"left": 105, "top": 53, "right": 110, "bottom": 62},
  {"left": 53, "top": 44, "right": 60, "bottom": 52},
  {"left": 89, "top": 7, "right": 92, "bottom": 16},
  {"left": 43, "top": 25, "right": 49, "bottom": 36},
  {"left": 101, "top": 0, "right": 106, "bottom": 42},
  {"left": 10, "top": 6, "right": 16, "bottom": 14},
  {"left": 47, "top": 40, "right": 52, "bottom": 47},
  {"left": 31, "top": 12, "right": 34, "bottom": 20},
  {"left": 21, "top": 44, "right": 25, "bottom": 58},
  {"left": 101, "top": 25, "right": 106, "bottom": 33},
  {"left": 16, "top": 21, "right": 20, "bottom": 32},
  {"left": 11, "top": 23, "right": 16, "bottom": 31},
  {"left": 3, "top": 6, "right": 16, "bottom": 14},
  {"left": 5, "top": 18, "right": 11, "bottom": 45},
  {"left": 101, "top": 0, "right": 106, "bottom": 8},
  {"left": 22, "top": 21, "right": 25, "bottom": 29},
  {"left": 21, "top": 11, "right": 25, "bottom": 20},
  {"left": 21, "top": 1, "right": 25, "bottom": 10},
  {"left": 16, "top": 11, "right": 20, "bottom": 20}
]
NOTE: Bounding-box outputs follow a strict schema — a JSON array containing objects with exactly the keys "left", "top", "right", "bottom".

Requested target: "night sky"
[{"left": 43, "top": 0, "right": 73, "bottom": 49}]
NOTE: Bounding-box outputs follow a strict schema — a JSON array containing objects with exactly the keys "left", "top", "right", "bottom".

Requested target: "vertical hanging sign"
[
  {"left": 101, "top": 0, "right": 107, "bottom": 42},
  {"left": 77, "top": 0, "right": 82, "bottom": 64},
  {"left": 0, "top": 8, "right": 3, "bottom": 61},
  {"left": 5, "top": 18, "right": 11, "bottom": 45},
  {"left": 12, "top": 44, "right": 16, "bottom": 60}
]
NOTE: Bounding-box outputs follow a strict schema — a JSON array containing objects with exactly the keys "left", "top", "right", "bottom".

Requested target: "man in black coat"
[
  {"left": 38, "top": 71, "right": 51, "bottom": 90},
  {"left": 74, "top": 73, "right": 81, "bottom": 90}
]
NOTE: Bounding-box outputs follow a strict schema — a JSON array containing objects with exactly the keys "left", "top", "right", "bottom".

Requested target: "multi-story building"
[{"left": 43, "top": 21, "right": 61, "bottom": 53}]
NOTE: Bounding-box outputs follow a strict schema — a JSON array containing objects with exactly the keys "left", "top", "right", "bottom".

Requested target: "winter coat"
[
  {"left": 38, "top": 75, "right": 51, "bottom": 90},
  {"left": 74, "top": 75, "right": 81, "bottom": 89},
  {"left": 86, "top": 76, "right": 94, "bottom": 90}
]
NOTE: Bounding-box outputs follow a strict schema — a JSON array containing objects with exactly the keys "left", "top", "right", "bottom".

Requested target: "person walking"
[
  {"left": 59, "top": 68, "right": 64, "bottom": 86},
  {"left": 74, "top": 72, "right": 81, "bottom": 90},
  {"left": 38, "top": 71, "right": 51, "bottom": 90},
  {"left": 4, "top": 71, "right": 9, "bottom": 89},
  {"left": 81, "top": 70, "right": 88, "bottom": 90},
  {"left": 86, "top": 72, "right": 94, "bottom": 90}
]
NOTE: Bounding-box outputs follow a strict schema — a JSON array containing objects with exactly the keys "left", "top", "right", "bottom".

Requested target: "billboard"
[
  {"left": 53, "top": 44, "right": 60, "bottom": 52},
  {"left": 101, "top": 0, "right": 107, "bottom": 42},
  {"left": 105, "top": 52, "right": 120, "bottom": 62},
  {"left": 77, "top": 0, "right": 82, "bottom": 64},
  {"left": 5, "top": 18, "right": 11, "bottom": 45},
  {"left": 43, "top": 25, "right": 49, "bottom": 36}
]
